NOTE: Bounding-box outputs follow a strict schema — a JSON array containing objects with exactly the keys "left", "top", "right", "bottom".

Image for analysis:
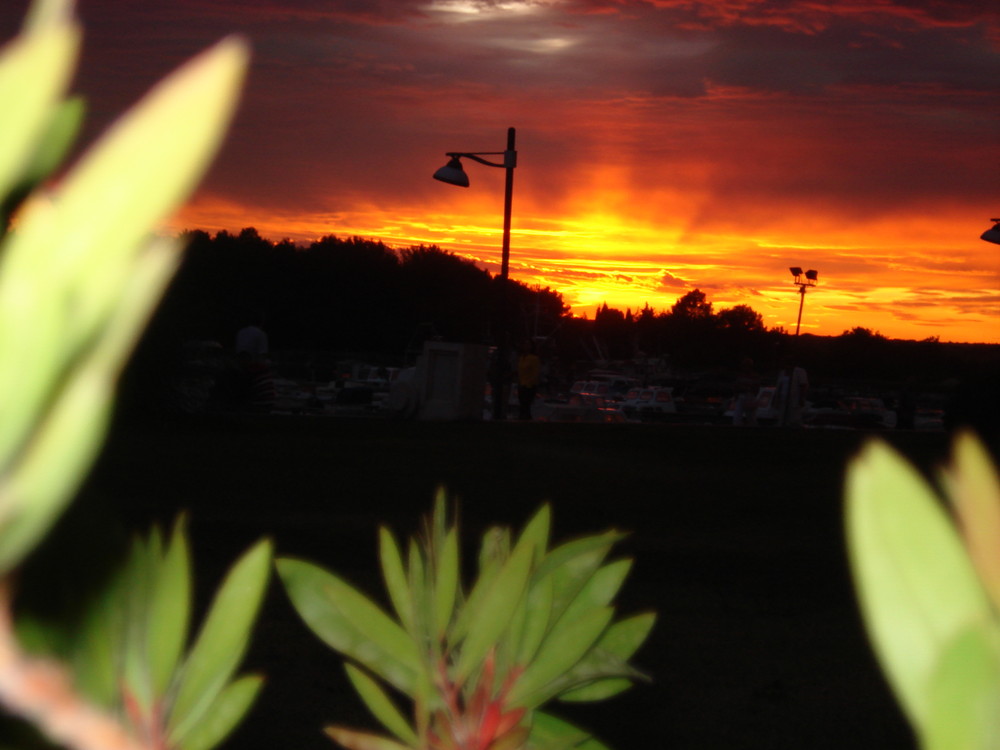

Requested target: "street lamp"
[
  {"left": 433, "top": 127, "right": 517, "bottom": 281},
  {"left": 789, "top": 267, "right": 818, "bottom": 336},
  {"left": 433, "top": 127, "right": 518, "bottom": 420}
]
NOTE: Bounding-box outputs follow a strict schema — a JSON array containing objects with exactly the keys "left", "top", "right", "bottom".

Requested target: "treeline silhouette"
[{"left": 125, "top": 227, "right": 997, "bottom": 421}]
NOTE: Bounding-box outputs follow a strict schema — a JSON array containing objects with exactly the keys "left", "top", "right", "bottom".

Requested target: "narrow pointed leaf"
[
  {"left": 344, "top": 663, "right": 418, "bottom": 746},
  {"left": 528, "top": 712, "right": 591, "bottom": 750},
  {"left": 508, "top": 606, "right": 615, "bottom": 708},
  {"left": 379, "top": 527, "right": 415, "bottom": 633},
  {"left": 454, "top": 532, "right": 536, "bottom": 683},
  {"left": 555, "top": 559, "right": 632, "bottom": 630},
  {"left": 516, "top": 573, "right": 554, "bottom": 665},
  {"left": 846, "top": 440, "right": 994, "bottom": 729},
  {"left": 178, "top": 674, "right": 264, "bottom": 750},
  {"left": 169, "top": 538, "right": 272, "bottom": 743},
  {"left": 432, "top": 525, "right": 459, "bottom": 639},
  {"left": 0, "top": 21, "right": 78, "bottom": 201},
  {"left": 277, "top": 558, "right": 422, "bottom": 694},
  {"left": 947, "top": 431, "right": 1000, "bottom": 612},
  {"left": 148, "top": 514, "right": 192, "bottom": 697},
  {"left": 324, "top": 726, "right": 411, "bottom": 750},
  {"left": 925, "top": 625, "right": 1000, "bottom": 750}
]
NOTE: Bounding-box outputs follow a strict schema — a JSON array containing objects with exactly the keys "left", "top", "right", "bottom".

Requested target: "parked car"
[
  {"left": 806, "top": 396, "right": 897, "bottom": 430},
  {"left": 621, "top": 386, "right": 677, "bottom": 421}
]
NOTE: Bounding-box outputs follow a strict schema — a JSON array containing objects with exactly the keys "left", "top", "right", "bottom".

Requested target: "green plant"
[
  {"left": 846, "top": 432, "right": 1000, "bottom": 750},
  {"left": 278, "top": 493, "right": 655, "bottom": 750},
  {"left": 0, "top": 1, "right": 266, "bottom": 749}
]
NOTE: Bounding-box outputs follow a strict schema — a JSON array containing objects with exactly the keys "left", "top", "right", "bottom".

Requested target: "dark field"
[{"left": 68, "top": 415, "right": 958, "bottom": 750}]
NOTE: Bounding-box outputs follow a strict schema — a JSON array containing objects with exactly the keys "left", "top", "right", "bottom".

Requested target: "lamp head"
[
  {"left": 433, "top": 156, "right": 469, "bottom": 187},
  {"left": 982, "top": 218, "right": 1000, "bottom": 245},
  {"left": 805, "top": 269, "right": 818, "bottom": 281},
  {"left": 789, "top": 266, "right": 803, "bottom": 277}
]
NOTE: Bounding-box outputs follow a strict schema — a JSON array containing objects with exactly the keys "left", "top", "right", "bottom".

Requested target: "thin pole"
[
  {"left": 500, "top": 127, "right": 515, "bottom": 281},
  {"left": 795, "top": 284, "right": 806, "bottom": 336},
  {"left": 493, "top": 127, "right": 516, "bottom": 420}
]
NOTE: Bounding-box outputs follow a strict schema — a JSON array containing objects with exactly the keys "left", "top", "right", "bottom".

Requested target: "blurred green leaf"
[
  {"left": 277, "top": 558, "right": 421, "bottom": 694},
  {"left": 528, "top": 711, "right": 593, "bottom": 750},
  {"left": 846, "top": 440, "right": 994, "bottom": 730},
  {"left": 454, "top": 529, "right": 536, "bottom": 683},
  {"left": 925, "top": 624, "right": 1000, "bottom": 750},
  {"left": 557, "top": 612, "right": 656, "bottom": 702},
  {"left": 345, "top": 663, "right": 418, "bottom": 746},
  {"left": 178, "top": 674, "right": 265, "bottom": 750},
  {"left": 169, "top": 538, "right": 272, "bottom": 743},
  {"left": 509, "top": 606, "right": 615, "bottom": 708},
  {"left": 556, "top": 559, "right": 632, "bottom": 629},
  {"left": 947, "top": 431, "right": 1000, "bottom": 613},
  {"left": 380, "top": 526, "right": 415, "bottom": 634},
  {"left": 0, "top": 20, "right": 77, "bottom": 206},
  {"left": 516, "top": 573, "right": 554, "bottom": 666},
  {"left": 432, "top": 525, "right": 458, "bottom": 641},
  {"left": 148, "top": 514, "right": 192, "bottom": 697},
  {"left": 325, "top": 726, "right": 411, "bottom": 750}
]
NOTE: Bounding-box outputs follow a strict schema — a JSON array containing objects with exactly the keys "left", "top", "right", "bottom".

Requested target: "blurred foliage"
[
  {"left": 846, "top": 432, "right": 1000, "bottom": 750},
  {"left": 278, "top": 492, "right": 655, "bottom": 750},
  {"left": 0, "top": 1, "right": 264, "bottom": 749}
]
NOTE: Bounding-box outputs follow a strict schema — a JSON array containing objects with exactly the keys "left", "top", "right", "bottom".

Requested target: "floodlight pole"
[{"left": 795, "top": 284, "right": 807, "bottom": 337}]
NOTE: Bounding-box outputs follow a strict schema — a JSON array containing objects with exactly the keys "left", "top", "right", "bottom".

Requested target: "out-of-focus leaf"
[
  {"left": 22, "top": 0, "right": 74, "bottom": 32},
  {"left": 516, "top": 573, "right": 554, "bottom": 665},
  {"left": 72, "top": 565, "right": 127, "bottom": 707},
  {"left": 324, "top": 726, "right": 411, "bottom": 750},
  {"left": 169, "top": 538, "right": 272, "bottom": 743},
  {"left": 555, "top": 560, "right": 632, "bottom": 629},
  {"left": 925, "top": 624, "right": 1000, "bottom": 750},
  {"left": 148, "top": 514, "right": 192, "bottom": 697},
  {"left": 345, "top": 663, "right": 418, "bottom": 746},
  {"left": 277, "top": 558, "right": 421, "bottom": 694},
  {"left": 432, "top": 525, "right": 458, "bottom": 640},
  {"left": 380, "top": 527, "right": 414, "bottom": 633},
  {"left": 178, "top": 674, "right": 264, "bottom": 750},
  {"left": 0, "top": 21, "right": 77, "bottom": 205},
  {"left": 0, "top": 235, "right": 180, "bottom": 575},
  {"left": 454, "top": 531, "right": 536, "bottom": 683},
  {"left": 518, "top": 504, "right": 551, "bottom": 563},
  {"left": 528, "top": 711, "right": 591, "bottom": 750},
  {"left": 557, "top": 612, "right": 655, "bottom": 702},
  {"left": 509, "top": 606, "right": 614, "bottom": 708},
  {"left": 946, "top": 431, "right": 1000, "bottom": 613},
  {"left": 16, "top": 95, "right": 84, "bottom": 191},
  {"left": 537, "top": 533, "right": 623, "bottom": 624},
  {"left": 846, "top": 440, "right": 994, "bottom": 730}
]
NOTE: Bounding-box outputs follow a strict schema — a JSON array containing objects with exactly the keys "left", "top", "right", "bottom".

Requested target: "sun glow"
[{"left": 169, "top": 192, "right": 999, "bottom": 344}]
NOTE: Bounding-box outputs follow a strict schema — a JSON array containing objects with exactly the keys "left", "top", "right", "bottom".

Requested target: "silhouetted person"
[
  {"left": 732, "top": 357, "right": 760, "bottom": 426},
  {"left": 235, "top": 318, "right": 268, "bottom": 356},
  {"left": 776, "top": 356, "right": 808, "bottom": 427},
  {"left": 517, "top": 339, "right": 541, "bottom": 420}
]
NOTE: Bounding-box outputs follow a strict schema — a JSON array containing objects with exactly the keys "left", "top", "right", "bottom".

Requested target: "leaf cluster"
[
  {"left": 846, "top": 433, "right": 1000, "bottom": 750},
  {"left": 278, "top": 492, "right": 655, "bottom": 750}
]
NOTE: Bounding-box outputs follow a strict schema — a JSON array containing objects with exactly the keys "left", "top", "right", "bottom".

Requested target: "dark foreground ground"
[{"left": 30, "top": 415, "right": 975, "bottom": 750}]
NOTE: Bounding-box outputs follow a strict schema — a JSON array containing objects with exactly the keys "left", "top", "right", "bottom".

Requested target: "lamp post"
[
  {"left": 433, "top": 127, "right": 517, "bottom": 420},
  {"left": 789, "top": 267, "right": 818, "bottom": 336}
]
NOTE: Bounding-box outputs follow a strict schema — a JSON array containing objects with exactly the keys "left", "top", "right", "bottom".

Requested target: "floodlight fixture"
[{"left": 789, "top": 265, "right": 819, "bottom": 335}]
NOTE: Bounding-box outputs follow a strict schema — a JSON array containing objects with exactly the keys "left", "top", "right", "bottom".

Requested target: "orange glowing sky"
[{"left": 4, "top": 0, "right": 998, "bottom": 342}]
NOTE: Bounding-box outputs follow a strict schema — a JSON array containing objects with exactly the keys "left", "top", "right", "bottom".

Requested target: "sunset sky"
[{"left": 4, "top": 0, "right": 999, "bottom": 342}]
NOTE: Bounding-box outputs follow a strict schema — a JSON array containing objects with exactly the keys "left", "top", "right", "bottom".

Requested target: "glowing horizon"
[
  {"left": 171, "top": 191, "right": 999, "bottom": 343},
  {"left": 7, "top": 0, "right": 993, "bottom": 344}
]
